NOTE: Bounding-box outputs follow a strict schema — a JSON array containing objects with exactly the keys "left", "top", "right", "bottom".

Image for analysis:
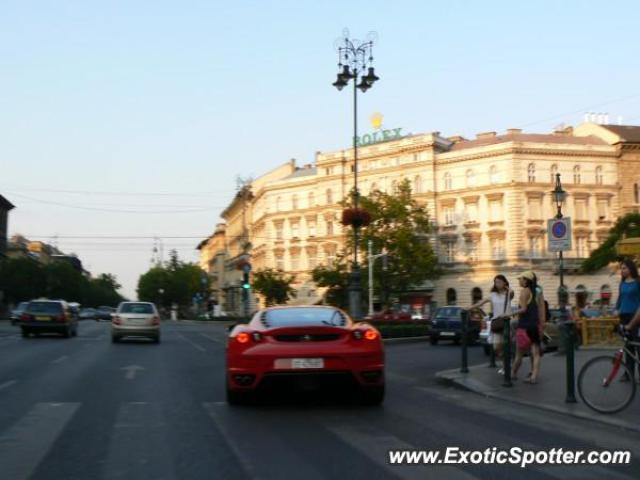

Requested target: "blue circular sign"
[{"left": 552, "top": 221, "right": 567, "bottom": 238}]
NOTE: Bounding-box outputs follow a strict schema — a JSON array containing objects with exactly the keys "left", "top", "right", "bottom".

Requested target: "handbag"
[{"left": 490, "top": 288, "right": 510, "bottom": 333}]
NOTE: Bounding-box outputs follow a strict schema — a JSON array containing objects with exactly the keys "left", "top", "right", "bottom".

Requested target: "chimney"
[
  {"left": 506, "top": 128, "right": 522, "bottom": 135},
  {"left": 476, "top": 131, "right": 497, "bottom": 140}
]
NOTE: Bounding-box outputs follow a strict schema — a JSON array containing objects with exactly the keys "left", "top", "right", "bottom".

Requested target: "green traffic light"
[{"left": 242, "top": 283, "right": 250, "bottom": 289}]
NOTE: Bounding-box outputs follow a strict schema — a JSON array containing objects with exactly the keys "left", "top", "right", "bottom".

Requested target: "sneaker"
[{"left": 497, "top": 368, "right": 504, "bottom": 375}]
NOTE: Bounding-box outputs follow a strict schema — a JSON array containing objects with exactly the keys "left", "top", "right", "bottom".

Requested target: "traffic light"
[{"left": 242, "top": 271, "right": 250, "bottom": 290}]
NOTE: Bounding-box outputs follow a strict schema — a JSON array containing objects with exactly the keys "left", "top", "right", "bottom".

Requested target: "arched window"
[
  {"left": 326, "top": 188, "right": 333, "bottom": 204},
  {"left": 466, "top": 169, "right": 476, "bottom": 187},
  {"left": 595, "top": 166, "right": 603, "bottom": 185},
  {"left": 308, "top": 192, "right": 315, "bottom": 207},
  {"left": 575, "top": 284, "right": 588, "bottom": 308},
  {"left": 489, "top": 165, "right": 499, "bottom": 184},
  {"left": 635, "top": 183, "right": 639, "bottom": 204},
  {"left": 528, "top": 163, "right": 536, "bottom": 183},
  {"left": 414, "top": 175, "right": 423, "bottom": 194},
  {"left": 443, "top": 172, "right": 452, "bottom": 191},
  {"left": 550, "top": 164, "right": 558, "bottom": 183},
  {"left": 446, "top": 288, "right": 457, "bottom": 305},
  {"left": 291, "top": 194, "right": 298, "bottom": 210},
  {"left": 573, "top": 165, "right": 581, "bottom": 184},
  {"left": 471, "top": 287, "right": 482, "bottom": 304}
]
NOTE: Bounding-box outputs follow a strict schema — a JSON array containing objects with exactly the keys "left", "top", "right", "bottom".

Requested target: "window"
[
  {"left": 308, "top": 218, "right": 317, "bottom": 237},
  {"left": 326, "top": 189, "right": 333, "bottom": 204},
  {"left": 325, "top": 167, "right": 334, "bottom": 176},
  {"left": 444, "top": 242, "right": 456, "bottom": 262},
  {"left": 635, "top": 184, "right": 639, "bottom": 204},
  {"left": 326, "top": 221, "right": 334, "bottom": 236},
  {"left": 308, "top": 192, "right": 315, "bottom": 207},
  {"left": 370, "top": 182, "right": 378, "bottom": 193},
  {"left": 466, "top": 169, "right": 476, "bottom": 187},
  {"left": 550, "top": 164, "right": 558, "bottom": 184},
  {"left": 467, "top": 239, "right": 478, "bottom": 261},
  {"left": 414, "top": 175, "right": 423, "bottom": 194},
  {"left": 573, "top": 165, "right": 581, "bottom": 184},
  {"left": 446, "top": 288, "right": 457, "bottom": 305},
  {"left": 275, "top": 223, "right": 284, "bottom": 240},
  {"left": 528, "top": 163, "right": 536, "bottom": 183},
  {"left": 465, "top": 203, "right": 478, "bottom": 223},
  {"left": 529, "top": 236, "right": 541, "bottom": 258},
  {"left": 489, "top": 200, "right": 503, "bottom": 221},
  {"left": 291, "top": 222, "right": 300, "bottom": 238},
  {"left": 444, "top": 206, "right": 455, "bottom": 225},
  {"left": 276, "top": 196, "right": 282, "bottom": 212},
  {"left": 528, "top": 197, "right": 542, "bottom": 220},
  {"left": 290, "top": 252, "right": 300, "bottom": 271},
  {"left": 275, "top": 256, "right": 284, "bottom": 271},
  {"left": 491, "top": 238, "right": 505, "bottom": 260},
  {"left": 292, "top": 194, "right": 298, "bottom": 210},
  {"left": 471, "top": 287, "right": 482, "bottom": 304},
  {"left": 576, "top": 237, "right": 587, "bottom": 257},
  {"left": 326, "top": 249, "right": 336, "bottom": 268},
  {"left": 443, "top": 172, "right": 452, "bottom": 191},
  {"left": 489, "top": 165, "right": 499, "bottom": 184},
  {"left": 575, "top": 199, "right": 587, "bottom": 220},
  {"left": 597, "top": 199, "right": 609, "bottom": 220},
  {"left": 595, "top": 166, "right": 603, "bottom": 185},
  {"left": 307, "top": 250, "right": 317, "bottom": 269}
]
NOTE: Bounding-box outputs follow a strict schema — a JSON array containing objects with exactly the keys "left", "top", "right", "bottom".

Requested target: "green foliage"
[
  {"left": 252, "top": 268, "right": 296, "bottom": 306},
  {"left": 0, "top": 257, "right": 124, "bottom": 307},
  {"left": 314, "top": 179, "right": 439, "bottom": 309},
  {"left": 582, "top": 213, "right": 640, "bottom": 272},
  {"left": 137, "top": 250, "right": 206, "bottom": 307}
]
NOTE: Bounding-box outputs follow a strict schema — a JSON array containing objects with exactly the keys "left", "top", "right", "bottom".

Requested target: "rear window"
[
  {"left": 119, "top": 303, "right": 154, "bottom": 314},
  {"left": 435, "top": 307, "right": 462, "bottom": 319},
  {"left": 27, "top": 302, "right": 63, "bottom": 314},
  {"left": 262, "top": 308, "right": 347, "bottom": 328}
]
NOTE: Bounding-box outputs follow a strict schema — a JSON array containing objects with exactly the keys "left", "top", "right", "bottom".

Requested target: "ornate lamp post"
[
  {"left": 332, "top": 30, "right": 379, "bottom": 320},
  {"left": 551, "top": 173, "right": 568, "bottom": 298}
]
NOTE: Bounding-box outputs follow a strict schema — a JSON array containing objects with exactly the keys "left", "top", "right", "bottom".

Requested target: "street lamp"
[
  {"left": 332, "top": 30, "right": 379, "bottom": 320},
  {"left": 551, "top": 173, "right": 567, "bottom": 293}
]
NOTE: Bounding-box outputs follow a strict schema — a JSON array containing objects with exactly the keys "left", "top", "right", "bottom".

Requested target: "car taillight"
[
  {"left": 57, "top": 314, "right": 66, "bottom": 322},
  {"left": 112, "top": 315, "right": 122, "bottom": 325},
  {"left": 235, "top": 331, "right": 262, "bottom": 344},
  {"left": 20, "top": 313, "right": 31, "bottom": 322},
  {"left": 353, "top": 329, "right": 379, "bottom": 341},
  {"left": 152, "top": 316, "right": 160, "bottom": 325}
]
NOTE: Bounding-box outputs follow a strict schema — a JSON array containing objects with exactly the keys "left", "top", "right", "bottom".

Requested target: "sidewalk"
[{"left": 437, "top": 348, "right": 640, "bottom": 433}]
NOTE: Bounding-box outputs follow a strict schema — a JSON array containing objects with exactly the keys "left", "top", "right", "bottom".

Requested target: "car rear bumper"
[
  {"left": 112, "top": 325, "right": 160, "bottom": 337},
  {"left": 18, "top": 321, "right": 74, "bottom": 331}
]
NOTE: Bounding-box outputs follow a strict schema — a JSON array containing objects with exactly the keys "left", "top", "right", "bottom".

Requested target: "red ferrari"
[{"left": 226, "top": 306, "right": 385, "bottom": 405}]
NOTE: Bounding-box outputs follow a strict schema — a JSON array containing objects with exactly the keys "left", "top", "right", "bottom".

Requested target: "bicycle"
[{"left": 577, "top": 326, "right": 640, "bottom": 414}]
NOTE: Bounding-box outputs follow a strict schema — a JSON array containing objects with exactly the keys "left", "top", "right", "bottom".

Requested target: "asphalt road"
[{"left": 0, "top": 319, "right": 639, "bottom": 480}]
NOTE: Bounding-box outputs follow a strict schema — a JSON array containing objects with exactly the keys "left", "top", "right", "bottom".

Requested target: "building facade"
[{"left": 203, "top": 122, "right": 640, "bottom": 312}]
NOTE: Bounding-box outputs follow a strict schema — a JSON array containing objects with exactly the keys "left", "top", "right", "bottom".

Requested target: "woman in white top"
[{"left": 468, "top": 275, "right": 512, "bottom": 369}]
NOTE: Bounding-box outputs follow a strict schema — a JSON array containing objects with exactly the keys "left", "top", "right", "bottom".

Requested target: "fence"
[{"left": 580, "top": 316, "right": 621, "bottom": 346}]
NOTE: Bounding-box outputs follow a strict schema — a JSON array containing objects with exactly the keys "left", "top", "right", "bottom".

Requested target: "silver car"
[{"left": 111, "top": 302, "right": 161, "bottom": 343}]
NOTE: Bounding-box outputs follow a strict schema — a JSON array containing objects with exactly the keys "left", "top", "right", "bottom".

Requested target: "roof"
[
  {"left": 0, "top": 194, "right": 15, "bottom": 210},
  {"left": 449, "top": 133, "right": 608, "bottom": 152},
  {"left": 600, "top": 125, "right": 640, "bottom": 143},
  {"left": 284, "top": 167, "right": 317, "bottom": 180}
]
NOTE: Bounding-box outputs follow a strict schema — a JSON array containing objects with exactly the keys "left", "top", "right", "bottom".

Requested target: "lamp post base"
[{"left": 348, "top": 265, "right": 362, "bottom": 320}]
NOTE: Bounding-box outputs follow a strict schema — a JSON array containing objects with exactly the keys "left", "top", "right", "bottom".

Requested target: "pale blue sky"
[{"left": 2, "top": 1, "right": 639, "bottom": 299}]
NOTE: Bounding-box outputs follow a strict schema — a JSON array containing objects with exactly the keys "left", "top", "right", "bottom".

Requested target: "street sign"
[{"left": 548, "top": 217, "right": 572, "bottom": 252}]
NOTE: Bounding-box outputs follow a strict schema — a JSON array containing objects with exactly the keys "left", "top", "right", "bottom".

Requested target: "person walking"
[
  {"left": 510, "top": 271, "right": 542, "bottom": 384},
  {"left": 468, "top": 275, "right": 512, "bottom": 373},
  {"left": 616, "top": 258, "right": 640, "bottom": 382}
]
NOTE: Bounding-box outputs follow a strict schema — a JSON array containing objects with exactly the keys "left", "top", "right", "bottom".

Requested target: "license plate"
[
  {"left": 441, "top": 332, "right": 455, "bottom": 337},
  {"left": 35, "top": 316, "right": 50, "bottom": 321},
  {"left": 274, "top": 358, "right": 324, "bottom": 369}
]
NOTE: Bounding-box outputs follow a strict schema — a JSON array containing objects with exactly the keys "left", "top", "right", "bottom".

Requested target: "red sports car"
[{"left": 226, "top": 306, "right": 385, "bottom": 405}]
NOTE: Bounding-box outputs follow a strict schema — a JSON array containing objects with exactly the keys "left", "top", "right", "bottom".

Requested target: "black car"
[
  {"left": 95, "top": 306, "right": 115, "bottom": 321},
  {"left": 79, "top": 308, "right": 97, "bottom": 320},
  {"left": 18, "top": 300, "right": 79, "bottom": 338},
  {"left": 430, "top": 306, "right": 484, "bottom": 345}
]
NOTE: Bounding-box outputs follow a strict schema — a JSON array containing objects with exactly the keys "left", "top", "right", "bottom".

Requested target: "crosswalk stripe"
[{"left": 0, "top": 402, "right": 80, "bottom": 480}]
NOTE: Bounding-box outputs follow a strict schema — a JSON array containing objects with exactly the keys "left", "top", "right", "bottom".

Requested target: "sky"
[{"left": 2, "top": 0, "right": 640, "bottom": 299}]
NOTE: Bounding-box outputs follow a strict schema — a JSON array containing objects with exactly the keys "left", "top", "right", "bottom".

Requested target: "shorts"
[{"left": 516, "top": 327, "right": 540, "bottom": 351}]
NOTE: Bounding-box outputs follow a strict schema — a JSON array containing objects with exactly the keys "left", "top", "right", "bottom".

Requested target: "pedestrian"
[
  {"left": 615, "top": 258, "right": 640, "bottom": 382},
  {"left": 468, "top": 275, "right": 512, "bottom": 374},
  {"left": 510, "top": 271, "right": 542, "bottom": 384}
]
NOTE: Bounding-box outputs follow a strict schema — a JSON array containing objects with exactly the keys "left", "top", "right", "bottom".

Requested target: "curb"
[
  {"left": 435, "top": 365, "right": 640, "bottom": 434},
  {"left": 383, "top": 336, "right": 430, "bottom": 345}
]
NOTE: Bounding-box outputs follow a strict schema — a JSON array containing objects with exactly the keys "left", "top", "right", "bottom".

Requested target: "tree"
[
  {"left": 313, "top": 179, "right": 439, "bottom": 309},
  {"left": 582, "top": 213, "right": 640, "bottom": 272},
  {"left": 0, "top": 257, "right": 47, "bottom": 304},
  {"left": 252, "top": 268, "right": 296, "bottom": 306}
]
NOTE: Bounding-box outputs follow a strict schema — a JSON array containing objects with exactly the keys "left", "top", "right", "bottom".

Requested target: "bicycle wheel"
[{"left": 578, "top": 355, "right": 636, "bottom": 414}]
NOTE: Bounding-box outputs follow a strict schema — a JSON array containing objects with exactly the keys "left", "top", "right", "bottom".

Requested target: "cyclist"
[{"left": 616, "top": 258, "right": 640, "bottom": 382}]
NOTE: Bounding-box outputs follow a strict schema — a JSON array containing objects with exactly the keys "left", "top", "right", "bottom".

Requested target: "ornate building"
[{"left": 201, "top": 122, "right": 640, "bottom": 314}]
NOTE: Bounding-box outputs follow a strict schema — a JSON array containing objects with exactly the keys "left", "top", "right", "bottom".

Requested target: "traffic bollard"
[
  {"left": 562, "top": 320, "right": 577, "bottom": 403},
  {"left": 460, "top": 310, "right": 469, "bottom": 373},
  {"left": 502, "top": 317, "right": 512, "bottom": 387}
]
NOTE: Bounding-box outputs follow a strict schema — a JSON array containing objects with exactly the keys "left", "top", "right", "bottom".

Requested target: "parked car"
[
  {"left": 364, "top": 309, "right": 412, "bottom": 322},
  {"left": 79, "top": 308, "right": 97, "bottom": 320},
  {"left": 226, "top": 306, "right": 384, "bottom": 405},
  {"left": 111, "top": 302, "right": 161, "bottom": 343},
  {"left": 430, "top": 306, "right": 485, "bottom": 345},
  {"left": 10, "top": 301, "right": 30, "bottom": 326},
  {"left": 95, "top": 306, "right": 116, "bottom": 321},
  {"left": 17, "top": 300, "right": 78, "bottom": 338}
]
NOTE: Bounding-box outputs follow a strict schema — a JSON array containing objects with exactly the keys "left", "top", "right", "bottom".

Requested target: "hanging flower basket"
[{"left": 341, "top": 208, "right": 371, "bottom": 228}]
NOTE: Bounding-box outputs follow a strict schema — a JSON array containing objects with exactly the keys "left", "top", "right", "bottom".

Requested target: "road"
[{"left": 0, "top": 319, "right": 638, "bottom": 480}]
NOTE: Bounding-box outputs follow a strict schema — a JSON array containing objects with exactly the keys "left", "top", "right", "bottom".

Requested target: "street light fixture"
[
  {"left": 551, "top": 173, "right": 567, "bottom": 291},
  {"left": 332, "top": 30, "right": 379, "bottom": 320}
]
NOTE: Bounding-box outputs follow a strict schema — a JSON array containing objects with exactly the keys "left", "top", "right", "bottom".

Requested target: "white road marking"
[
  {"left": 176, "top": 333, "right": 206, "bottom": 352},
  {"left": 0, "top": 380, "right": 17, "bottom": 391},
  {"left": 121, "top": 365, "right": 145, "bottom": 380},
  {"left": 199, "top": 332, "right": 222, "bottom": 343},
  {"left": 0, "top": 402, "right": 80, "bottom": 480},
  {"left": 51, "top": 355, "right": 68, "bottom": 364}
]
